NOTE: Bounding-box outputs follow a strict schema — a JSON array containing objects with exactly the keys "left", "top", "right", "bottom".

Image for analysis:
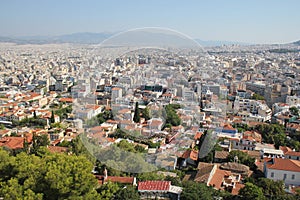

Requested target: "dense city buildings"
[{"left": 0, "top": 39, "right": 299, "bottom": 199}]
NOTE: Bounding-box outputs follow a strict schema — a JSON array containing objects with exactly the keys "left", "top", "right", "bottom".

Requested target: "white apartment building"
[
  {"left": 111, "top": 87, "right": 122, "bottom": 103},
  {"left": 286, "top": 95, "right": 300, "bottom": 107},
  {"left": 234, "top": 97, "right": 271, "bottom": 122},
  {"left": 264, "top": 158, "right": 300, "bottom": 186}
]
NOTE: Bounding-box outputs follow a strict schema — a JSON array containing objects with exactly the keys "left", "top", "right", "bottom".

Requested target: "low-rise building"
[
  {"left": 138, "top": 180, "right": 182, "bottom": 200},
  {"left": 264, "top": 158, "right": 300, "bottom": 186}
]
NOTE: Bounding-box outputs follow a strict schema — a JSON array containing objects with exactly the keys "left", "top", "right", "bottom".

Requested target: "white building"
[
  {"left": 286, "top": 95, "right": 300, "bottom": 107},
  {"left": 111, "top": 87, "right": 122, "bottom": 103},
  {"left": 234, "top": 97, "right": 271, "bottom": 122},
  {"left": 264, "top": 158, "right": 300, "bottom": 186}
]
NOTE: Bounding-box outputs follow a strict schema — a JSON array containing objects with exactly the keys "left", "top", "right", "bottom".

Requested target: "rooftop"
[
  {"left": 266, "top": 158, "right": 300, "bottom": 172},
  {"left": 138, "top": 180, "right": 171, "bottom": 191}
]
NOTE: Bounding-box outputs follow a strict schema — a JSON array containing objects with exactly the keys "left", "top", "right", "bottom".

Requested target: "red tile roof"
[
  {"left": 223, "top": 124, "right": 236, "bottom": 131},
  {"left": 209, "top": 169, "right": 231, "bottom": 189},
  {"left": 85, "top": 104, "right": 101, "bottom": 110},
  {"left": 0, "top": 137, "right": 24, "bottom": 149},
  {"left": 194, "top": 132, "right": 203, "bottom": 140},
  {"left": 95, "top": 175, "right": 134, "bottom": 185},
  {"left": 266, "top": 158, "right": 300, "bottom": 172},
  {"left": 285, "top": 150, "right": 300, "bottom": 157},
  {"left": 280, "top": 146, "right": 297, "bottom": 154},
  {"left": 279, "top": 146, "right": 300, "bottom": 156},
  {"left": 0, "top": 130, "right": 11, "bottom": 136},
  {"left": 48, "top": 146, "right": 68, "bottom": 153},
  {"left": 138, "top": 181, "right": 171, "bottom": 191},
  {"left": 181, "top": 149, "right": 198, "bottom": 160},
  {"left": 106, "top": 176, "right": 134, "bottom": 184},
  {"left": 190, "top": 150, "right": 199, "bottom": 161},
  {"left": 59, "top": 97, "right": 74, "bottom": 103},
  {"left": 243, "top": 131, "right": 261, "bottom": 142},
  {"left": 231, "top": 183, "right": 245, "bottom": 195}
]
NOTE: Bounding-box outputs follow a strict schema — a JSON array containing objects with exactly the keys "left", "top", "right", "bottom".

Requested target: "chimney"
[
  {"left": 103, "top": 168, "right": 108, "bottom": 180},
  {"left": 133, "top": 177, "right": 137, "bottom": 186}
]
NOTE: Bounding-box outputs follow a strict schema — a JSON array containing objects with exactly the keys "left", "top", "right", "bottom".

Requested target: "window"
[
  {"left": 292, "top": 174, "right": 295, "bottom": 180},
  {"left": 283, "top": 174, "right": 287, "bottom": 180},
  {"left": 271, "top": 172, "right": 274, "bottom": 178}
]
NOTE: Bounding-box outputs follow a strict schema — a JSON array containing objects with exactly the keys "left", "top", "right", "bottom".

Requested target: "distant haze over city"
[
  {"left": 0, "top": 0, "right": 299, "bottom": 44},
  {"left": 0, "top": 32, "right": 299, "bottom": 47}
]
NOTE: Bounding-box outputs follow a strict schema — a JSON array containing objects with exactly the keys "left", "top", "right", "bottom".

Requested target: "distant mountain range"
[
  {"left": 0, "top": 33, "right": 112, "bottom": 45},
  {"left": 0, "top": 32, "right": 298, "bottom": 47},
  {"left": 292, "top": 40, "right": 300, "bottom": 46}
]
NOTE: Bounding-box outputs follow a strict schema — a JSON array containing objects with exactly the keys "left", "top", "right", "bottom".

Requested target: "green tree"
[
  {"left": 114, "top": 186, "right": 139, "bottom": 200},
  {"left": 181, "top": 181, "right": 215, "bottom": 200},
  {"left": 142, "top": 107, "right": 151, "bottom": 120},
  {"left": 256, "top": 178, "right": 285, "bottom": 197},
  {"left": 227, "top": 150, "right": 256, "bottom": 170},
  {"left": 252, "top": 93, "right": 265, "bottom": 100},
  {"left": 94, "top": 110, "right": 114, "bottom": 125},
  {"left": 42, "top": 154, "right": 100, "bottom": 200},
  {"left": 273, "top": 133, "right": 287, "bottom": 149},
  {"left": 289, "top": 106, "right": 299, "bottom": 116},
  {"left": 165, "top": 104, "right": 181, "bottom": 126},
  {"left": 137, "top": 172, "right": 164, "bottom": 181},
  {"left": 33, "top": 110, "right": 37, "bottom": 119},
  {"left": 165, "top": 175, "right": 182, "bottom": 187},
  {"left": 30, "top": 134, "right": 50, "bottom": 155},
  {"left": 239, "top": 182, "right": 265, "bottom": 200},
  {"left": 70, "top": 136, "right": 96, "bottom": 163},
  {"left": 133, "top": 102, "right": 140, "bottom": 123},
  {"left": 50, "top": 110, "right": 55, "bottom": 123},
  {"left": 0, "top": 124, "right": 5, "bottom": 130},
  {"left": 134, "top": 145, "right": 146, "bottom": 153},
  {"left": 117, "top": 140, "right": 136, "bottom": 153},
  {"left": 0, "top": 148, "right": 16, "bottom": 182},
  {"left": 0, "top": 178, "right": 43, "bottom": 200},
  {"left": 97, "top": 181, "right": 120, "bottom": 200},
  {"left": 254, "top": 124, "right": 286, "bottom": 147},
  {"left": 0, "top": 148, "right": 100, "bottom": 200}
]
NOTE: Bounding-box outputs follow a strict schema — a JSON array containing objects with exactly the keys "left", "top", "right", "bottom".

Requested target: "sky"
[{"left": 0, "top": 0, "right": 299, "bottom": 44}]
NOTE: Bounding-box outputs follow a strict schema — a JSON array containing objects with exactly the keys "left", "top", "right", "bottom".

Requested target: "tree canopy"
[
  {"left": 0, "top": 148, "right": 100, "bottom": 200},
  {"left": 114, "top": 186, "right": 140, "bottom": 200},
  {"left": 181, "top": 181, "right": 222, "bottom": 200},
  {"left": 238, "top": 182, "right": 265, "bottom": 200},
  {"left": 289, "top": 106, "right": 299, "bottom": 116},
  {"left": 165, "top": 104, "right": 181, "bottom": 126},
  {"left": 227, "top": 150, "right": 257, "bottom": 170}
]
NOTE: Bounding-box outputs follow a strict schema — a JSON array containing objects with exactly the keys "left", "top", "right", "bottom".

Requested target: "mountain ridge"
[{"left": 1, "top": 32, "right": 295, "bottom": 47}]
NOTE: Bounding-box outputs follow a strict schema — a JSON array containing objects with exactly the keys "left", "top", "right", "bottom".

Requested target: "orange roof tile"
[
  {"left": 285, "top": 150, "right": 300, "bottom": 157},
  {"left": 231, "top": 183, "right": 245, "bottom": 195},
  {"left": 138, "top": 181, "right": 170, "bottom": 191},
  {"left": 280, "top": 146, "right": 293, "bottom": 153},
  {"left": 0, "top": 137, "right": 24, "bottom": 149},
  {"left": 209, "top": 169, "right": 231, "bottom": 190},
  {"left": 194, "top": 132, "right": 203, "bottom": 140},
  {"left": 48, "top": 146, "right": 68, "bottom": 153},
  {"left": 85, "top": 104, "right": 101, "bottom": 110},
  {"left": 190, "top": 150, "right": 199, "bottom": 161},
  {"left": 59, "top": 97, "right": 74, "bottom": 103},
  {"left": 266, "top": 158, "right": 300, "bottom": 172}
]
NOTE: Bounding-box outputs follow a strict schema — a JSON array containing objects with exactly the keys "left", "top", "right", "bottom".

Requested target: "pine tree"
[
  {"left": 133, "top": 102, "right": 140, "bottom": 123},
  {"left": 50, "top": 110, "right": 55, "bottom": 123},
  {"left": 33, "top": 110, "right": 37, "bottom": 119}
]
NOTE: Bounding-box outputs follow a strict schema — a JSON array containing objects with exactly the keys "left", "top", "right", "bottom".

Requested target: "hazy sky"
[{"left": 1, "top": 0, "right": 299, "bottom": 44}]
